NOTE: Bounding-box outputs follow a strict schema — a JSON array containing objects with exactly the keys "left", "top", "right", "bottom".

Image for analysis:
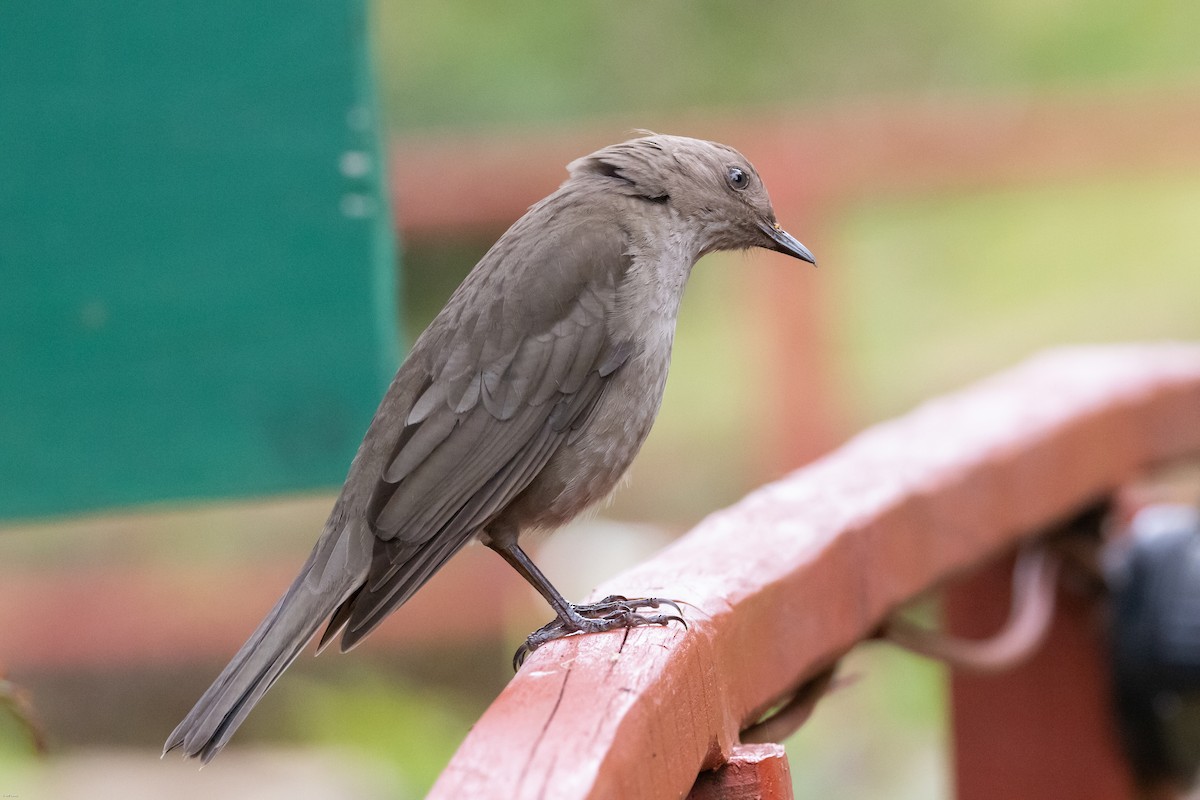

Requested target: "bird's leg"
[{"left": 488, "top": 541, "right": 685, "bottom": 669}]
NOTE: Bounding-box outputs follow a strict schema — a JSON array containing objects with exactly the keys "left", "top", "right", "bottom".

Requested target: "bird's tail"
[{"left": 163, "top": 521, "right": 372, "bottom": 763}]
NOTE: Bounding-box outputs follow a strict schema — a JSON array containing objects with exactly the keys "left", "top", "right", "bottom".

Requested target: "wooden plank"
[{"left": 429, "top": 344, "right": 1200, "bottom": 799}]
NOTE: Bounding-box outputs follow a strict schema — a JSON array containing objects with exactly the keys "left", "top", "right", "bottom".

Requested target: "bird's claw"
[
  {"left": 513, "top": 596, "right": 687, "bottom": 669},
  {"left": 578, "top": 595, "right": 684, "bottom": 619}
]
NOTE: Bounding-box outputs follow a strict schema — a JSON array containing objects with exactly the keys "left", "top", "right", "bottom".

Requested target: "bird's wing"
[{"left": 326, "top": 216, "right": 635, "bottom": 649}]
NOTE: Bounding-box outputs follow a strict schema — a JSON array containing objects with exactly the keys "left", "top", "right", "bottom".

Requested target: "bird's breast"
[
  {"left": 499, "top": 245, "right": 693, "bottom": 533},
  {"left": 506, "top": 324, "right": 675, "bottom": 532}
]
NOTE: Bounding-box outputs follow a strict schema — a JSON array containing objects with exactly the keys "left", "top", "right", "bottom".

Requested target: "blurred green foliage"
[
  {"left": 788, "top": 644, "right": 949, "bottom": 800},
  {"left": 287, "top": 670, "right": 479, "bottom": 796},
  {"left": 837, "top": 174, "right": 1200, "bottom": 422},
  {"left": 374, "top": 0, "right": 1200, "bottom": 132}
]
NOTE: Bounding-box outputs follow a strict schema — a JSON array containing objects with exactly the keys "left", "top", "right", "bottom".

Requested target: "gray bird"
[{"left": 164, "top": 134, "right": 814, "bottom": 762}]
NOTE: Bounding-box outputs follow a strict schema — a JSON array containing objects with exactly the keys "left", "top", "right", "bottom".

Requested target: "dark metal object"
[{"left": 1108, "top": 504, "right": 1200, "bottom": 790}]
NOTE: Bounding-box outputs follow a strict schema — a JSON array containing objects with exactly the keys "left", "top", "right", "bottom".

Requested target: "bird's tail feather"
[{"left": 163, "top": 521, "right": 372, "bottom": 763}]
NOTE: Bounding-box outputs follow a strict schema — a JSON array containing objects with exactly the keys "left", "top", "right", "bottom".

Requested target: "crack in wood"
[{"left": 519, "top": 663, "right": 573, "bottom": 795}]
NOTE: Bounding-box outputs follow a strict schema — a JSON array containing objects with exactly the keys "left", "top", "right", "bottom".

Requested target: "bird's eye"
[{"left": 727, "top": 167, "right": 750, "bottom": 191}]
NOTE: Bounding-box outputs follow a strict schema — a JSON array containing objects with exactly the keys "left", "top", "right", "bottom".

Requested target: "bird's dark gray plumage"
[{"left": 164, "top": 134, "right": 814, "bottom": 762}]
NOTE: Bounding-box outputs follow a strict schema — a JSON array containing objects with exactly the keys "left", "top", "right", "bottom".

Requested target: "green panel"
[{"left": 0, "top": 2, "right": 401, "bottom": 520}]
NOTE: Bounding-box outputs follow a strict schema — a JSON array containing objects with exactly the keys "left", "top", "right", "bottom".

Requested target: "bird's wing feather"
[{"left": 326, "top": 216, "right": 636, "bottom": 649}]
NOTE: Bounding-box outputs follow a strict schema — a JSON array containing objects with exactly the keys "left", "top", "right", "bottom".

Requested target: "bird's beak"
[{"left": 758, "top": 221, "right": 816, "bottom": 265}]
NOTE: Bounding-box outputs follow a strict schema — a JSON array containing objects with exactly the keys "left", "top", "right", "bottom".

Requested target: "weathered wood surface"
[{"left": 429, "top": 344, "right": 1200, "bottom": 799}]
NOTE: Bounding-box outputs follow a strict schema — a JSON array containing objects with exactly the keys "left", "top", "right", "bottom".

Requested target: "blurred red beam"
[
  {"left": 0, "top": 546, "right": 513, "bottom": 670},
  {"left": 429, "top": 344, "right": 1200, "bottom": 799},
  {"left": 390, "top": 88, "right": 1200, "bottom": 240}
]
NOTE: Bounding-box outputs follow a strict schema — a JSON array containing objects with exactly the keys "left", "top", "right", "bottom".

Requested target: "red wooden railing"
[{"left": 428, "top": 344, "right": 1200, "bottom": 799}]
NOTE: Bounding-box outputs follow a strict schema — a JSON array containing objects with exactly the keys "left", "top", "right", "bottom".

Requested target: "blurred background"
[{"left": 3, "top": 1, "right": 1199, "bottom": 797}]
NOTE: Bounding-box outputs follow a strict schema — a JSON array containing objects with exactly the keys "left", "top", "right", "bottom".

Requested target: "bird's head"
[{"left": 567, "top": 133, "right": 815, "bottom": 264}]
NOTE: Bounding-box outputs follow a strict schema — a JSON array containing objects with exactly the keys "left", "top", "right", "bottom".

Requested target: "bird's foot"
[{"left": 513, "top": 595, "right": 686, "bottom": 669}]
